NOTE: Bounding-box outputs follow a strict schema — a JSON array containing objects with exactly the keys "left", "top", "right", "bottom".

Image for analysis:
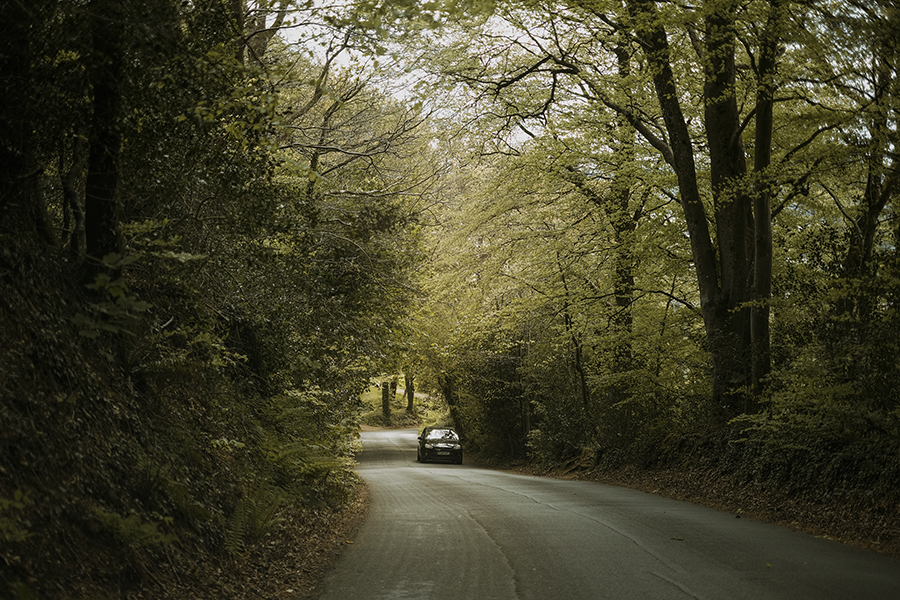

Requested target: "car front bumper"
[{"left": 421, "top": 447, "right": 462, "bottom": 463}]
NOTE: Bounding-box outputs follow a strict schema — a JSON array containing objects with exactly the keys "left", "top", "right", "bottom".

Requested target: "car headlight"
[
  {"left": 452, "top": 444, "right": 461, "bottom": 450},
  {"left": 424, "top": 443, "right": 434, "bottom": 449}
]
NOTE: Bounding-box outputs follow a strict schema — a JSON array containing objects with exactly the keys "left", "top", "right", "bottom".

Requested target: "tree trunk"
[
  {"left": 405, "top": 373, "right": 415, "bottom": 412},
  {"left": 84, "top": 0, "right": 125, "bottom": 273},
  {"left": 842, "top": 32, "right": 895, "bottom": 320},
  {"left": 63, "top": 135, "right": 88, "bottom": 259},
  {"left": 610, "top": 39, "right": 637, "bottom": 406},
  {"left": 627, "top": 0, "right": 725, "bottom": 404},
  {"left": 381, "top": 381, "right": 391, "bottom": 422},
  {"left": 0, "top": 1, "right": 29, "bottom": 236},
  {"left": 750, "top": 0, "right": 784, "bottom": 393},
  {"left": 230, "top": 0, "right": 246, "bottom": 63},
  {"left": 558, "top": 267, "right": 590, "bottom": 416},
  {"left": 703, "top": 0, "right": 754, "bottom": 411},
  {"left": 626, "top": 0, "right": 771, "bottom": 414},
  {"left": 245, "top": 0, "right": 290, "bottom": 65}
]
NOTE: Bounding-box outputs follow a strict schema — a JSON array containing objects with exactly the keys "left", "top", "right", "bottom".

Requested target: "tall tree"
[
  {"left": 417, "top": 0, "right": 835, "bottom": 412},
  {"left": 83, "top": 0, "right": 128, "bottom": 268}
]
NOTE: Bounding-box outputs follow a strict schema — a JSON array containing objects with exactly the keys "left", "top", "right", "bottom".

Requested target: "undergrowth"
[{"left": 0, "top": 239, "right": 363, "bottom": 598}]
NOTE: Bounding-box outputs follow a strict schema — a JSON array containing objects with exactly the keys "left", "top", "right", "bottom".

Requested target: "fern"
[
  {"left": 249, "top": 486, "right": 285, "bottom": 541},
  {"left": 225, "top": 484, "right": 286, "bottom": 556},
  {"left": 224, "top": 497, "right": 249, "bottom": 556},
  {"left": 92, "top": 507, "right": 177, "bottom": 547}
]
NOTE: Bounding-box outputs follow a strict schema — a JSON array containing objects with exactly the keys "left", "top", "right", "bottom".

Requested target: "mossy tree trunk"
[
  {"left": 405, "top": 373, "right": 415, "bottom": 412},
  {"left": 381, "top": 381, "right": 391, "bottom": 422}
]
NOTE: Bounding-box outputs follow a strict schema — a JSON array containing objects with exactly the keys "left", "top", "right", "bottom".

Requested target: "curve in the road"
[{"left": 317, "top": 428, "right": 900, "bottom": 600}]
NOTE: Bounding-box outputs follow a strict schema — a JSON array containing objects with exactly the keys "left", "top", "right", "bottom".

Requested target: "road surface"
[{"left": 317, "top": 428, "right": 900, "bottom": 599}]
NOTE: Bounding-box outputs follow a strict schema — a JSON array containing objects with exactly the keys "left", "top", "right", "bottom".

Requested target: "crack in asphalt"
[{"left": 459, "top": 508, "right": 524, "bottom": 600}]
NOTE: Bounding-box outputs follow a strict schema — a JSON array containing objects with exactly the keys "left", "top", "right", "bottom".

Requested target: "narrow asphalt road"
[{"left": 317, "top": 428, "right": 900, "bottom": 600}]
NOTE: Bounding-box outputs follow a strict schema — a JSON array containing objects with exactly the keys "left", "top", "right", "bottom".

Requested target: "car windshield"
[{"left": 425, "top": 429, "right": 458, "bottom": 441}]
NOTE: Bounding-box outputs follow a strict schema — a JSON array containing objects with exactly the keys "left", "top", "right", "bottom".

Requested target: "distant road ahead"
[{"left": 317, "top": 428, "right": 900, "bottom": 600}]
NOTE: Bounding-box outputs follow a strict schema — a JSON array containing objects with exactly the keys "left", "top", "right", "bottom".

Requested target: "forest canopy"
[{"left": 1, "top": 0, "right": 899, "bottom": 597}]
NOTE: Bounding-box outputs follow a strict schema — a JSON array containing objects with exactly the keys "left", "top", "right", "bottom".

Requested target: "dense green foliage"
[
  {"left": 0, "top": 1, "right": 432, "bottom": 597},
  {"left": 2, "top": 0, "right": 900, "bottom": 595},
  {"left": 402, "top": 0, "right": 900, "bottom": 508}
]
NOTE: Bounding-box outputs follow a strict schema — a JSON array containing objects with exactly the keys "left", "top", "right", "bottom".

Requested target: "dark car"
[{"left": 417, "top": 427, "right": 463, "bottom": 464}]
